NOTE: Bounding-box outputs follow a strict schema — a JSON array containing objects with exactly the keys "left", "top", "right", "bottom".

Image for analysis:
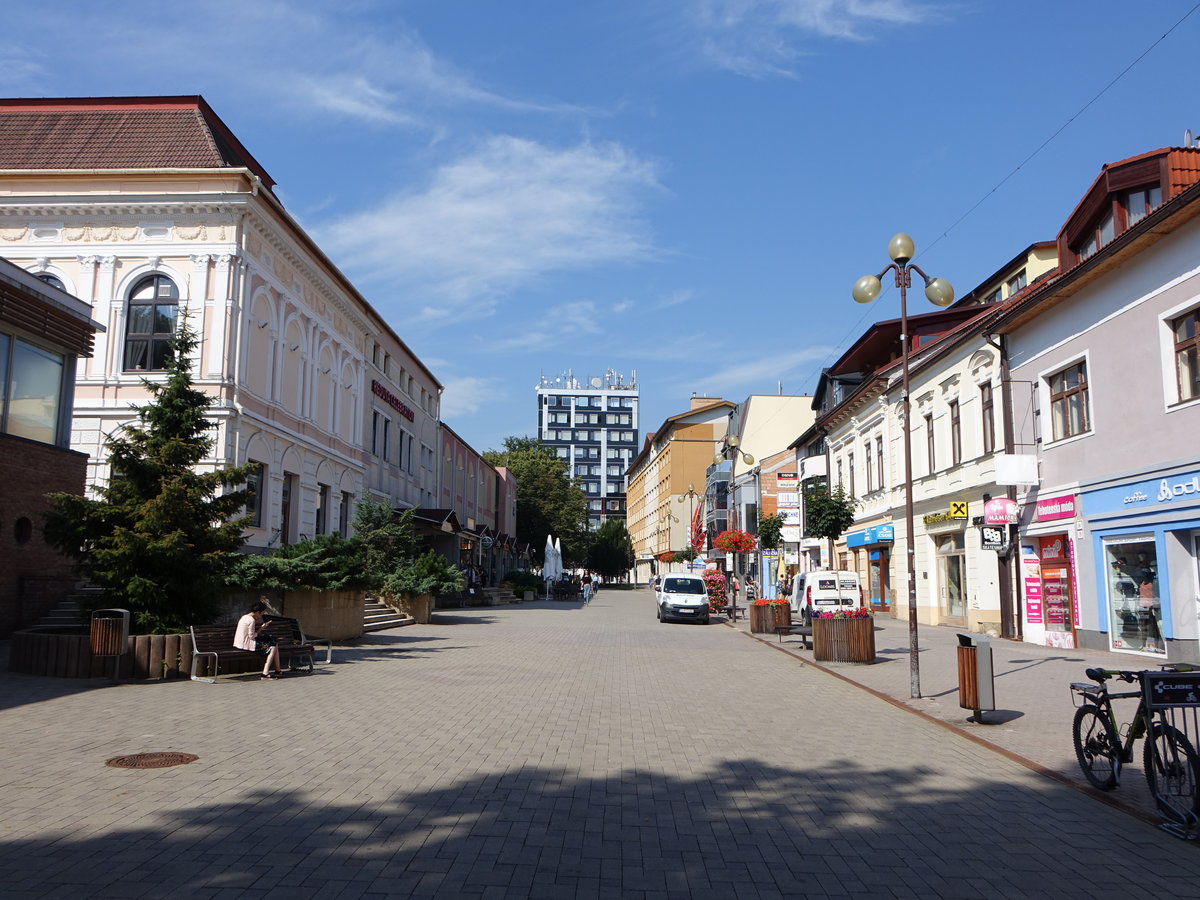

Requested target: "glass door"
[
  {"left": 1105, "top": 534, "right": 1164, "bottom": 656},
  {"left": 937, "top": 533, "right": 966, "bottom": 623}
]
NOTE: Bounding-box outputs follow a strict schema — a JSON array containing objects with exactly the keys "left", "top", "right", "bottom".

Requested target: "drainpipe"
[{"left": 984, "top": 332, "right": 1021, "bottom": 641}]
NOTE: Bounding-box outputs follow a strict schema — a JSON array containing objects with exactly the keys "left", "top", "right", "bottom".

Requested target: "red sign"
[
  {"left": 1035, "top": 494, "right": 1076, "bottom": 522},
  {"left": 371, "top": 380, "right": 416, "bottom": 421},
  {"left": 984, "top": 497, "right": 1018, "bottom": 525}
]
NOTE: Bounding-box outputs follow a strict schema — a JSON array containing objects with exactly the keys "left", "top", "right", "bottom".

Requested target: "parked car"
[
  {"left": 790, "top": 570, "right": 862, "bottom": 613},
  {"left": 656, "top": 573, "right": 711, "bottom": 624}
]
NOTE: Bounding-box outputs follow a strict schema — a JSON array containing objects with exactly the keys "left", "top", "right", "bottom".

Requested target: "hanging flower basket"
[
  {"left": 713, "top": 529, "right": 756, "bottom": 554},
  {"left": 657, "top": 551, "right": 676, "bottom": 563}
]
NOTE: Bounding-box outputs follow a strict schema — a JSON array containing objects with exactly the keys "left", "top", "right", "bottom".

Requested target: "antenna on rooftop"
[{"left": 1187, "top": 129, "right": 1195, "bottom": 148}]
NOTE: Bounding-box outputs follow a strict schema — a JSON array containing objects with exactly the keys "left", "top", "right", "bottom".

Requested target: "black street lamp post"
[
  {"left": 714, "top": 435, "right": 754, "bottom": 621},
  {"left": 852, "top": 233, "right": 954, "bottom": 700}
]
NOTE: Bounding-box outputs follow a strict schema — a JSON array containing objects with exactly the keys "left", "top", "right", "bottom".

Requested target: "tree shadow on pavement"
[{"left": 2, "top": 757, "right": 1196, "bottom": 897}]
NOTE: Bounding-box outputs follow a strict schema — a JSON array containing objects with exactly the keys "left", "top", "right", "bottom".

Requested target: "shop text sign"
[
  {"left": 371, "top": 380, "right": 416, "bottom": 421},
  {"left": 984, "top": 497, "right": 1019, "bottom": 525},
  {"left": 1034, "top": 494, "right": 1076, "bottom": 522}
]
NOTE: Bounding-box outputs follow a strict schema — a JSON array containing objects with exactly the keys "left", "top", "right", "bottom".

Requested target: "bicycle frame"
[{"left": 1071, "top": 680, "right": 1145, "bottom": 767}]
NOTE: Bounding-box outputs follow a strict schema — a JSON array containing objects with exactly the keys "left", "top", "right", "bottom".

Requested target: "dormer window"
[
  {"left": 1124, "top": 185, "right": 1162, "bottom": 227},
  {"left": 1077, "top": 208, "right": 1115, "bottom": 261}
]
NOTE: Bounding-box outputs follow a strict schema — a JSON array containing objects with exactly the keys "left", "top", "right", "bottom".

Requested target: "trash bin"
[
  {"left": 956, "top": 632, "right": 995, "bottom": 722},
  {"left": 90, "top": 609, "right": 130, "bottom": 657}
]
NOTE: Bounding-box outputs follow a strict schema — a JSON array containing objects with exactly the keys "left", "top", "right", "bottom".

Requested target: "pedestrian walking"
[
  {"left": 745, "top": 576, "right": 757, "bottom": 602},
  {"left": 730, "top": 574, "right": 741, "bottom": 606},
  {"left": 582, "top": 571, "right": 593, "bottom": 603}
]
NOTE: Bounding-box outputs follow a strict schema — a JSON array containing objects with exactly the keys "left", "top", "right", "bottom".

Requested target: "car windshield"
[{"left": 663, "top": 578, "right": 705, "bottom": 594}]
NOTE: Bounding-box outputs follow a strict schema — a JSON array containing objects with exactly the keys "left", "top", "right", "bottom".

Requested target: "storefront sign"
[
  {"left": 923, "top": 509, "right": 966, "bottom": 526},
  {"left": 778, "top": 508, "right": 801, "bottom": 525},
  {"left": 984, "top": 497, "right": 1019, "bottom": 525},
  {"left": 371, "top": 379, "right": 416, "bottom": 421},
  {"left": 1083, "top": 469, "right": 1200, "bottom": 515},
  {"left": 777, "top": 492, "right": 799, "bottom": 506},
  {"left": 777, "top": 472, "right": 798, "bottom": 486},
  {"left": 847, "top": 524, "right": 895, "bottom": 548},
  {"left": 979, "top": 525, "right": 1007, "bottom": 551},
  {"left": 1034, "top": 494, "right": 1076, "bottom": 522}
]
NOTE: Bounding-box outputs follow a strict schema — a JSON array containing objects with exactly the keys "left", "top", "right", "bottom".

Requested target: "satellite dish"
[{"left": 591, "top": 377, "right": 602, "bottom": 388}]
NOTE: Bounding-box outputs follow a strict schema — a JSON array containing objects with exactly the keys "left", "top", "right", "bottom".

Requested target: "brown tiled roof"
[{"left": 0, "top": 96, "right": 275, "bottom": 188}]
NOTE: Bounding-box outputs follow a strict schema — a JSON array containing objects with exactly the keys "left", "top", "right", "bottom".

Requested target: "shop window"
[
  {"left": 123, "top": 274, "right": 179, "bottom": 371},
  {"left": 1106, "top": 537, "right": 1163, "bottom": 655},
  {"left": 1048, "top": 361, "right": 1090, "bottom": 441},
  {"left": 1172, "top": 307, "right": 1200, "bottom": 403},
  {"left": 339, "top": 491, "right": 352, "bottom": 538},
  {"left": 316, "top": 484, "right": 330, "bottom": 535}
]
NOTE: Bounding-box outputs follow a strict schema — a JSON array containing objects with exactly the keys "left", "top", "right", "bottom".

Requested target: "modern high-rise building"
[{"left": 536, "top": 370, "right": 639, "bottom": 530}]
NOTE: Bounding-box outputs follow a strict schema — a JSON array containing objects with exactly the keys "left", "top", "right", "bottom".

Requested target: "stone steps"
[{"left": 362, "top": 599, "right": 413, "bottom": 632}]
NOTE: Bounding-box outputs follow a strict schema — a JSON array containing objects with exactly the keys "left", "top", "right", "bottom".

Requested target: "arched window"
[
  {"left": 124, "top": 274, "right": 179, "bottom": 371},
  {"left": 35, "top": 272, "right": 66, "bottom": 291}
]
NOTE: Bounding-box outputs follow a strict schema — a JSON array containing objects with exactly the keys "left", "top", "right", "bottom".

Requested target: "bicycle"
[{"left": 1069, "top": 667, "right": 1200, "bottom": 820}]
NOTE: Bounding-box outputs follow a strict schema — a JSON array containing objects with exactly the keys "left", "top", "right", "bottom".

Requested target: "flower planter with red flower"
[
  {"left": 771, "top": 600, "right": 792, "bottom": 630},
  {"left": 811, "top": 607, "right": 876, "bottom": 663},
  {"left": 748, "top": 599, "right": 775, "bottom": 633},
  {"left": 712, "top": 530, "right": 757, "bottom": 554}
]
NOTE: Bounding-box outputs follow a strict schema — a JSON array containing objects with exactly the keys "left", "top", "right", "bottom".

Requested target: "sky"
[{"left": 4, "top": 1, "right": 1200, "bottom": 453}]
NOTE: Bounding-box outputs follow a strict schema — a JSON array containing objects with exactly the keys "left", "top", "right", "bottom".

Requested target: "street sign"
[{"left": 980, "top": 525, "right": 1006, "bottom": 551}]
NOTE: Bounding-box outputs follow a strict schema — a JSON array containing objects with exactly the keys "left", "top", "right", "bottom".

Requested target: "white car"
[{"left": 656, "top": 574, "right": 711, "bottom": 624}]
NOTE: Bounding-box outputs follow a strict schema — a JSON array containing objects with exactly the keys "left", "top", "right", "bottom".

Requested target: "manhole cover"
[{"left": 105, "top": 752, "right": 198, "bottom": 769}]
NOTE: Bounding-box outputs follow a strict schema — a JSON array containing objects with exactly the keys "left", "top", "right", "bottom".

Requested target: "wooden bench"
[
  {"left": 189, "top": 617, "right": 331, "bottom": 683},
  {"left": 717, "top": 604, "right": 746, "bottom": 621},
  {"left": 775, "top": 610, "right": 814, "bottom": 648}
]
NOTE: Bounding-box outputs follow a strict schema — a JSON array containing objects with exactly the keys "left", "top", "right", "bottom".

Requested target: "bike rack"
[{"left": 1141, "top": 670, "right": 1200, "bottom": 839}]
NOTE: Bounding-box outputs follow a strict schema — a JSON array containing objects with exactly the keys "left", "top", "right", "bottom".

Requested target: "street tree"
[
  {"left": 805, "top": 483, "right": 858, "bottom": 566},
  {"left": 483, "top": 436, "right": 588, "bottom": 565},
  {"left": 43, "top": 323, "right": 254, "bottom": 633},
  {"left": 587, "top": 518, "right": 634, "bottom": 581}
]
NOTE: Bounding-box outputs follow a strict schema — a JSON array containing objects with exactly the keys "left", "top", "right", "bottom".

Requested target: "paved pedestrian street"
[{"left": 3, "top": 588, "right": 1200, "bottom": 898}]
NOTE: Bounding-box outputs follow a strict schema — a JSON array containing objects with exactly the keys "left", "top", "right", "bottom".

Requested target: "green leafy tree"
[
  {"left": 353, "top": 495, "right": 421, "bottom": 591},
  {"left": 757, "top": 514, "right": 784, "bottom": 551},
  {"left": 587, "top": 518, "right": 635, "bottom": 581},
  {"left": 806, "top": 484, "right": 858, "bottom": 564},
  {"left": 43, "top": 323, "right": 254, "bottom": 633},
  {"left": 483, "top": 436, "right": 588, "bottom": 565}
]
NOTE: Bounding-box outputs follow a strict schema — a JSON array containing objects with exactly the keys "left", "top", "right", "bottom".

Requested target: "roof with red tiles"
[{"left": 0, "top": 96, "right": 275, "bottom": 189}]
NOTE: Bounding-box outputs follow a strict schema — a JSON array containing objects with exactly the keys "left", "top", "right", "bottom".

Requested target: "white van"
[
  {"left": 790, "top": 570, "right": 863, "bottom": 613},
  {"left": 656, "top": 573, "right": 711, "bottom": 624}
]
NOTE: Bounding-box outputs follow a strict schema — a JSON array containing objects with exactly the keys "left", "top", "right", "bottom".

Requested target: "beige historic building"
[{"left": 0, "top": 96, "right": 451, "bottom": 551}]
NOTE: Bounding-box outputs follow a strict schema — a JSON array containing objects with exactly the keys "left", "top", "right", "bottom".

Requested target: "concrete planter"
[
  {"left": 398, "top": 593, "right": 433, "bottom": 624},
  {"left": 812, "top": 617, "right": 876, "bottom": 663}
]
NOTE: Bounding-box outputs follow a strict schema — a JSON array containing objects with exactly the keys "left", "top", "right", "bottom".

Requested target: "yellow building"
[{"left": 626, "top": 397, "right": 733, "bottom": 583}]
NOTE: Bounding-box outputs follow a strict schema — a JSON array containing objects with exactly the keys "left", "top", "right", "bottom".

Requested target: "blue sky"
[{"left": 4, "top": 1, "right": 1199, "bottom": 452}]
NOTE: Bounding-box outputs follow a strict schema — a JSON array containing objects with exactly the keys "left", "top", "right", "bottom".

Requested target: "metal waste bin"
[{"left": 956, "top": 632, "right": 995, "bottom": 722}]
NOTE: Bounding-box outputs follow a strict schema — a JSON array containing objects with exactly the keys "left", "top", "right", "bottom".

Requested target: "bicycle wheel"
[
  {"left": 1143, "top": 722, "right": 1200, "bottom": 823},
  {"left": 1072, "top": 705, "right": 1120, "bottom": 790}
]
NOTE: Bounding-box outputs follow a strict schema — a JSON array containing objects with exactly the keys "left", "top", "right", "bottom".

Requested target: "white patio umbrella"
[{"left": 543, "top": 534, "right": 562, "bottom": 598}]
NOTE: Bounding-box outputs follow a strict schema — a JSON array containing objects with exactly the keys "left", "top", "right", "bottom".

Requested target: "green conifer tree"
[{"left": 43, "top": 322, "right": 254, "bottom": 632}]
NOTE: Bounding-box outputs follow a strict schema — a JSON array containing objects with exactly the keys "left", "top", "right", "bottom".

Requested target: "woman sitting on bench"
[{"left": 234, "top": 600, "right": 283, "bottom": 680}]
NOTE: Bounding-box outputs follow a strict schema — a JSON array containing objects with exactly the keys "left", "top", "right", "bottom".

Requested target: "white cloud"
[
  {"left": 440, "top": 375, "right": 500, "bottom": 420},
  {"left": 493, "top": 301, "right": 604, "bottom": 351},
  {"left": 3, "top": 1, "right": 573, "bottom": 128},
  {"left": 687, "top": 344, "right": 836, "bottom": 393},
  {"left": 320, "top": 136, "right": 663, "bottom": 319},
  {"left": 691, "top": 0, "right": 937, "bottom": 77}
]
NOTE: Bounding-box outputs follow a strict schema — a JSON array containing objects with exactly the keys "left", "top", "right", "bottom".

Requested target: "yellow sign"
[{"left": 949, "top": 501, "right": 969, "bottom": 519}]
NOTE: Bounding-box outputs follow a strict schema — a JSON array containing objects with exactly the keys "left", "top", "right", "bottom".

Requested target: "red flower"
[{"left": 712, "top": 529, "right": 756, "bottom": 554}]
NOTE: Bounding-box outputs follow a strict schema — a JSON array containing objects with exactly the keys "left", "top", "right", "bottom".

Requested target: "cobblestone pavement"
[{"left": 2, "top": 587, "right": 1199, "bottom": 898}]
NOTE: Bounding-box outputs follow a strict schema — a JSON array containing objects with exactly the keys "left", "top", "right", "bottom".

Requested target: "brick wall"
[{"left": 0, "top": 434, "right": 88, "bottom": 637}]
